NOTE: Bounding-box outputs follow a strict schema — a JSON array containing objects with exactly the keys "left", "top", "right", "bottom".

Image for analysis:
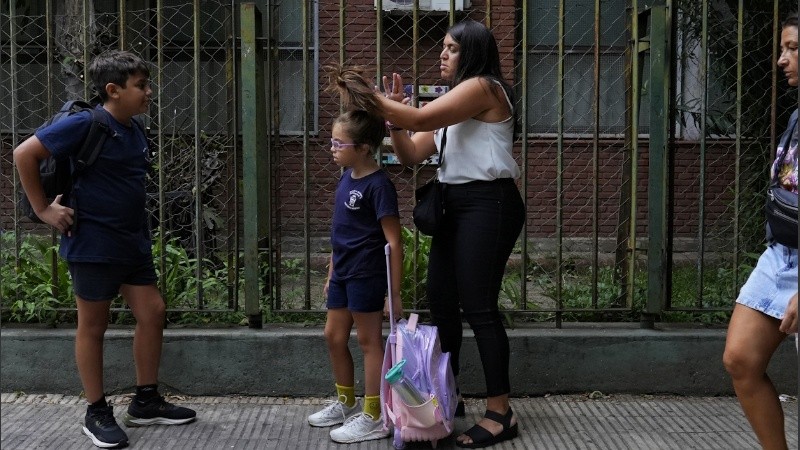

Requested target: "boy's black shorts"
[{"left": 68, "top": 260, "right": 157, "bottom": 301}]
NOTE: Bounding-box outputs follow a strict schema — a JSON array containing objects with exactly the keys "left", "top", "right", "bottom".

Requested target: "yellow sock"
[
  {"left": 336, "top": 384, "right": 356, "bottom": 408},
  {"left": 363, "top": 395, "right": 381, "bottom": 421}
]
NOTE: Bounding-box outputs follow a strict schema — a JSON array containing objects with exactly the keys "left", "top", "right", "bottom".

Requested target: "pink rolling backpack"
[{"left": 381, "top": 244, "right": 458, "bottom": 449}]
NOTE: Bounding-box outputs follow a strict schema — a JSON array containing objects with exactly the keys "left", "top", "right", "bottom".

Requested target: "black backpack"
[{"left": 18, "top": 100, "right": 113, "bottom": 223}]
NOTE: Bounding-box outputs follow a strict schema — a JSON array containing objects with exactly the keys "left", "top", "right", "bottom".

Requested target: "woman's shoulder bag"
[{"left": 765, "top": 113, "right": 799, "bottom": 248}]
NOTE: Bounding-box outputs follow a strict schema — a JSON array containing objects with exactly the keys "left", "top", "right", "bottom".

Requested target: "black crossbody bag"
[
  {"left": 412, "top": 127, "right": 447, "bottom": 236},
  {"left": 765, "top": 116, "right": 799, "bottom": 248}
]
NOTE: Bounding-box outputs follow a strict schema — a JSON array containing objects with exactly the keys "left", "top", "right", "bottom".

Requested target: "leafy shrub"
[
  {"left": 2, "top": 231, "right": 242, "bottom": 325},
  {"left": 1, "top": 232, "right": 72, "bottom": 324},
  {"left": 400, "top": 227, "right": 432, "bottom": 309}
]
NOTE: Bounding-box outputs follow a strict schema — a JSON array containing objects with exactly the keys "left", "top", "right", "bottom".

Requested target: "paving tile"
[{"left": 0, "top": 394, "right": 796, "bottom": 449}]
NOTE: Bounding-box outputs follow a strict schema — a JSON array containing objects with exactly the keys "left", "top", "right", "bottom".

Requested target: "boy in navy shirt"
[{"left": 14, "top": 50, "right": 195, "bottom": 449}]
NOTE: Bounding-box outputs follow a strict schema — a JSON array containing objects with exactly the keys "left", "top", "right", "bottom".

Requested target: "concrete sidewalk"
[{"left": 1, "top": 393, "right": 797, "bottom": 449}]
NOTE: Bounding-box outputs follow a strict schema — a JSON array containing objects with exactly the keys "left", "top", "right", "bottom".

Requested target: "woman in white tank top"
[{"left": 329, "top": 18, "right": 525, "bottom": 449}]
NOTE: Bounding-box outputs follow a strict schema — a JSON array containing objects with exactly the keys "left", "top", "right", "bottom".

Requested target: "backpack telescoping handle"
[
  {"left": 384, "top": 243, "right": 399, "bottom": 366},
  {"left": 385, "top": 243, "right": 397, "bottom": 334}
]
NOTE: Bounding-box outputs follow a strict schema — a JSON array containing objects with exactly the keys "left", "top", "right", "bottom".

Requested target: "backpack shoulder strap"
[
  {"left": 73, "top": 107, "right": 112, "bottom": 174},
  {"left": 406, "top": 313, "right": 419, "bottom": 332}
]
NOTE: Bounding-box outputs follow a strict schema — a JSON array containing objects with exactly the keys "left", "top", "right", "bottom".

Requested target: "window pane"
[
  {"left": 276, "top": 0, "right": 304, "bottom": 46},
  {"left": 527, "top": 54, "right": 559, "bottom": 134},
  {"left": 526, "top": 0, "right": 626, "bottom": 47},
  {"left": 524, "top": 52, "right": 630, "bottom": 134},
  {"left": 524, "top": 0, "right": 630, "bottom": 134},
  {"left": 276, "top": 52, "right": 316, "bottom": 134},
  {"left": 161, "top": 0, "right": 227, "bottom": 44}
]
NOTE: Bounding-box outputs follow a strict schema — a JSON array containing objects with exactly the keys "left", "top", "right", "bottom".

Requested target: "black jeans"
[{"left": 427, "top": 178, "right": 525, "bottom": 397}]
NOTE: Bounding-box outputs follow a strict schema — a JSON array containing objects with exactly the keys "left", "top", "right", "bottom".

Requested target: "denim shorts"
[
  {"left": 68, "top": 260, "right": 157, "bottom": 301},
  {"left": 737, "top": 243, "right": 798, "bottom": 320},
  {"left": 326, "top": 276, "right": 387, "bottom": 313}
]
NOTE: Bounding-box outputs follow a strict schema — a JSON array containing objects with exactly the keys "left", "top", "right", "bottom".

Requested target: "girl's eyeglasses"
[{"left": 330, "top": 139, "right": 359, "bottom": 150}]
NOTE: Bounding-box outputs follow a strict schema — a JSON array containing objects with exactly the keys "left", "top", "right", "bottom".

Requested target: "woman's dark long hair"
[
  {"left": 783, "top": 13, "right": 798, "bottom": 29},
  {"left": 447, "top": 19, "right": 515, "bottom": 111}
]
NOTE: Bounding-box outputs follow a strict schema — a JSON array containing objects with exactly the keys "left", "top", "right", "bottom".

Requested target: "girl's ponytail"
[{"left": 325, "top": 65, "right": 381, "bottom": 115}]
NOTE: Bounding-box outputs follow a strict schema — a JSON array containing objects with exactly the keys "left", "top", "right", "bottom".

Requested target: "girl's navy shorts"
[{"left": 326, "top": 276, "right": 387, "bottom": 313}]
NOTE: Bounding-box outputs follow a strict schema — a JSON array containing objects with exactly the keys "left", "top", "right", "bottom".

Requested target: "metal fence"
[{"left": 0, "top": 0, "right": 793, "bottom": 327}]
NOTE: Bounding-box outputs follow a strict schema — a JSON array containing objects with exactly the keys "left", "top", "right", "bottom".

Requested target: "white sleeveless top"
[{"left": 435, "top": 81, "right": 520, "bottom": 184}]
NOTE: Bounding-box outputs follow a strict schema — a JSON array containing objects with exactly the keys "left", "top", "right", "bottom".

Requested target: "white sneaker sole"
[
  {"left": 330, "top": 429, "right": 390, "bottom": 443},
  {"left": 122, "top": 414, "right": 196, "bottom": 427},
  {"left": 308, "top": 417, "right": 347, "bottom": 427},
  {"left": 307, "top": 401, "right": 360, "bottom": 427},
  {"left": 82, "top": 426, "right": 128, "bottom": 448}
]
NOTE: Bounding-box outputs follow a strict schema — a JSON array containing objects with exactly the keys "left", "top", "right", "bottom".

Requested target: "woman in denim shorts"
[{"left": 722, "top": 14, "right": 799, "bottom": 450}]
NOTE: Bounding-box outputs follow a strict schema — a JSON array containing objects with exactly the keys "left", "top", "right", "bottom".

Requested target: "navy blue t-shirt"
[
  {"left": 36, "top": 106, "right": 152, "bottom": 264},
  {"left": 331, "top": 168, "right": 399, "bottom": 281}
]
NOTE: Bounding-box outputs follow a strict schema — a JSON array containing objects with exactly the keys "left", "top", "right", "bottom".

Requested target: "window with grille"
[{"left": 522, "top": 0, "right": 637, "bottom": 135}]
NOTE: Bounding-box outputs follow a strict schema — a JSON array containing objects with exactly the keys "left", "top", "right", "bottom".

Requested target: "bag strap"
[
  {"left": 438, "top": 126, "right": 448, "bottom": 166},
  {"left": 429, "top": 126, "right": 448, "bottom": 185},
  {"left": 64, "top": 107, "right": 112, "bottom": 203},
  {"left": 406, "top": 313, "right": 419, "bottom": 332},
  {"left": 74, "top": 108, "right": 112, "bottom": 174}
]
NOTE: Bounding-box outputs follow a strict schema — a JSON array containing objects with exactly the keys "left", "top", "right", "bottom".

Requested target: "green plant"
[
  {"left": 1, "top": 232, "right": 72, "bottom": 324},
  {"left": 152, "top": 232, "right": 240, "bottom": 320},
  {"left": 400, "top": 227, "right": 432, "bottom": 308},
  {"left": 664, "top": 253, "right": 759, "bottom": 324}
]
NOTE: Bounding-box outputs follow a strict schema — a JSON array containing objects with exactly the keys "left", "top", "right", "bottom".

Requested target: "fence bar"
[
  {"left": 302, "top": 0, "right": 312, "bottom": 310},
  {"left": 555, "top": 0, "right": 565, "bottom": 327},
  {"left": 591, "top": 0, "right": 601, "bottom": 309},
  {"left": 267, "top": 0, "right": 280, "bottom": 312},
  {"left": 732, "top": 1, "right": 743, "bottom": 295},
  {"left": 119, "top": 0, "right": 126, "bottom": 49},
  {"left": 618, "top": 0, "right": 637, "bottom": 310},
  {"left": 413, "top": 2, "right": 424, "bottom": 309},
  {"left": 301, "top": 0, "right": 311, "bottom": 309},
  {"left": 156, "top": 0, "right": 167, "bottom": 298},
  {"left": 45, "top": 0, "right": 59, "bottom": 296},
  {"left": 82, "top": 1, "right": 90, "bottom": 99},
  {"left": 519, "top": 0, "right": 529, "bottom": 309},
  {"left": 9, "top": 0, "right": 21, "bottom": 302},
  {"left": 240, "top": 3, "right": 266, "bottom": 327},
  {"left": 339, "top": 0, "right": 346, "bottom": 72},
  {"left": 695, "top": 0, "right": 708, "bottom": 308},
  {"left": 193, "top": 0, "right": 205, "bottom": 308},
  {"left": 644, "top": 4, "right": 669, "bottom": 327},
  {"left": 224, "top": 0, "right": 240, "bottom": 310},
  {"left": 375, "top": 1, "right": 384, "bottom": 164}
]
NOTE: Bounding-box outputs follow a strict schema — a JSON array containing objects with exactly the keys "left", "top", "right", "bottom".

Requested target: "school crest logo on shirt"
[{"left": 345, "top": 190, "right": 363, "bottom": 210}]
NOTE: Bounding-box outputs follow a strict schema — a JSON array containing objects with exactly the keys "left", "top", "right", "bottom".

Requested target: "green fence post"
[
  {"left": 241, "top": 3, "right": 267, "bottom": 328},
  {"left": 644, "top": 4, "right": 670, "bottom": 328}
]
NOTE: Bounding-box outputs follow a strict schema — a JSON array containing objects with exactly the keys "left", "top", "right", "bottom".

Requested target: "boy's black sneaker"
[
  {"left": 122, "top": 396, "right": 197, "bottom": 427},
  {"left": 82, "top": 405, "right": 129, "bottom": 448}
]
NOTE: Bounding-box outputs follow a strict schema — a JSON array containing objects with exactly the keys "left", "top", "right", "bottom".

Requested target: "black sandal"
[{"left": 455, "top": 407, "right": 518, "bottom": 448}]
